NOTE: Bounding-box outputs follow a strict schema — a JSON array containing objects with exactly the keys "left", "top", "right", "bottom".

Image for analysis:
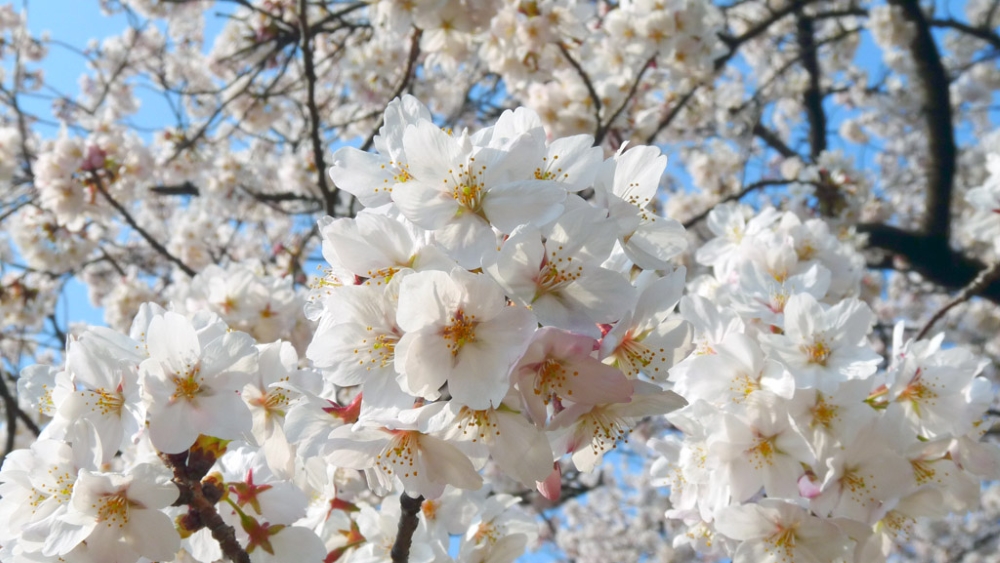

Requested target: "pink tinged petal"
[
  {"left": 491, "top": 226, "right": 545, "bottom": 300},
  {"left": 148, "top": 401, "right": 200, "bottom": 454},
  {"left": 613, "top": 145, "right": 665, "bottom": 203},
  {"left": 199, "top": 332, "right": 258, "bottom": 389},
  {"left": 490, "top": 410, "right": 555, "bottom": 485},
  {"left": 125, "top": 508, "right": 180, "bottom": 561},
  {"left": 393, "top": 179, "right": 462, "bottom": 230},
  {"left": 328, "top": 147, "right": 397, "bottom": 207},
  {"left": 544, "top": 136, "right": 603, "bottom": 191},
  {"left": 432, "top": 213, "right": 498, "bottom": 269},
  {"left": 323, "top": 426, "right": 388, "bottom": 469},
  {"left": 482, "top": 180, "right": 566, "bottom": 233},
  {"left": 253, "top": 526, "right": 326, "bottom": 563},
  {"left": 396, "top": 270, "right": 460, "bottom": 331},
  {"left": 146, "top": 312, "right": 200, "bottom": 374},
  {"left": 622, "top": 217, "right": 688, "bottom": 269},
  {"left": 193, "top": 391, "right": 253, "bottom": 442},
  {"left": 799, "top": 473, "right": 823, "bottom": 499},
  {"left": 714, "top": 503, "right": 777, "bottom": 541},
  {"left": 407, "top": 434, "right": 484, "bottom": 499},
  {"left": 396, "top": 330, "right": 452, "bottom": 400},
  {"left": 783, "top": 293, "right": 823, "bottom": 341},
  {"left": 536, "top": 463, "right": 562, "bottom": 501},
  {"left": 559, "top": 356, "right": 633, "bottom": 405}
]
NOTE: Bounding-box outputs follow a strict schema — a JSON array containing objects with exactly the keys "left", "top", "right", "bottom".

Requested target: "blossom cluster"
[
  {"left": 650, "top": 202, "right": 1000, "bottom": 563},
  {"left": 1, "top": 96, "right": 696, "bottom": 563}
]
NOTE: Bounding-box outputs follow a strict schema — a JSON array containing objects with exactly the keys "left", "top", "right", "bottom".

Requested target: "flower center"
[
  {"left": 377, "top": 431, "right": 420, "bottom": 479},
  {"left": 93, "top": 387, "right": 125, "bottom": 416},
  {"left": 171, "top": 365, "right": 203, "bottom": 402},
  {"left": 811, "top": 396, "right": 838, "bottom": 428},
  {"left": 97, "top": 492, "right": 133, "bottom": 527},
  {"left": 442, "top": 310, "right": 477, "bottom": 356},
  {"left": 802, "top": 340, "right": 831, "bottom": 366},
  {"left": 451, "top": 160, "right": 486, "bottom": 212}
]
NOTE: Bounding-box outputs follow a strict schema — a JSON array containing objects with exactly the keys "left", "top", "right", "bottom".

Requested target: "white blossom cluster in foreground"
[
  {"left": 652, "top": 202, "right": 1000, "bottom": 562},
  {"left": 2, "top": 97, "right": 998, "bottom": 563}
]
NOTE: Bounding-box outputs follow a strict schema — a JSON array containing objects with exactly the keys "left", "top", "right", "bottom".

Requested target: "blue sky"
[{"left": 17, "top": 1, "right": 236, "bottom": 330}]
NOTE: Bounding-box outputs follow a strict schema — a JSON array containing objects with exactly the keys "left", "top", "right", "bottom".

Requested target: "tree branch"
[
  {"left": 149, "top": 182, "right": 200, "bottom": 196},
  {"left": 930, "top": 17, "right": 1000, "bottom": 50},
  {"left": 299, "top": 0, "right": 337, "bottom": 217},
  {"left": 161, "top": 453, "right": 251, "bottom": 563},
  {"left": 92, "top": 174, "right": 197, "bottom": 277},
  {"left": 0, "top": 370, "right": 41, "bottom": 442},
  {"left": 752, "top": 123, "right": 799, "bottom": 159},
  {"left": 796, "top": 13, "right": 826, "bottom": 161},
  {"left": 683, "top": 179, "right": 795, "bottom": 229},
  {"left": 359, "top": 28, "right": 423, "bottom": 153},
  {"left": 859, "top": 224, "right": 1000, "bottom": 305},
  {"left": 889, "top": 0, "right": 957, "bottom": 240},
  {"left": 595, "top": 55, "right": 656, "bottom": 145},
  {"left": 557, "top": 41, "right": 603, "bottom": 138},
  {"left": 390, "top": 493, "right": 424, "bottom": 563},
  {"left": 916, "top": 261, "right": 1000, "bottom": 340}
]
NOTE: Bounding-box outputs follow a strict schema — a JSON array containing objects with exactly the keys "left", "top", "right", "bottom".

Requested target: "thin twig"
[
  {"left": 682, "top": 179, "right": 794, "bottom": 229},
  {"left": 0, "top": 370, "right": 40, "bottom": 439},
  {"left": 91, "top": 174, "right": 197, "bottom": 277},
  {"left": 557, "top": 41, "right": 603, "bottom": 137},
  {"left": 916, "top": 262, "right": 1000, "bottom": 341},
  {"left": 359, "top": 28, "right": 423, "bottom": 153},
  {"left": 299, "top": 0, "right": 337, "bottom": 216},
  {"left": 595, "top": 54, "right": 656, "bottom": 145}
]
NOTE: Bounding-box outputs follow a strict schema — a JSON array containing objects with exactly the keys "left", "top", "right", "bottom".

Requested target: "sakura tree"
[{"left": 1, "top": 1, "right": 1000, "bottom": 562}]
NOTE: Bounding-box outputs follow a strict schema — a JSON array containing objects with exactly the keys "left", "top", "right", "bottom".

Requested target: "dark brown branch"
[
  {"left": 889, "top": 0, "right": 957, "bottom": 240},
  {"left": 92, "top": 175, "right": 197, "bottom": 277},
  {"left": 150, "top": 182, "right": 200, "bottom": 196},
  {"left": 644, "top": 87, "right": 699, "bottom": 144},
  {"left": 390, "top": 493, "right": 424, "bottom": 563},
  {"left": 859, "top": 224, "right": 1000, "bottom": 305},
  {"left": 0, "top": 370, "right": 41, "bottom": 441},
  {"left": 557, "top": 41, "right": 603, "bottom": 138},
  {"left": 683, "top": 179, "right": 795, "bottom": 229},
  {"left": 595, "top": 55, "right": 656, "bottom": 145},
  {"left": 753, "top": 123, "right": 799, "bottom": 158},
  {"left": 795, "top": 14, "right": 826, "bottom": 161},
  {"left": 930, "top": 18, "right": 1000, "bottom": 50},
  {"left": 916, "top": 261, "right": 1000, "bottom": 340},
  {"left": 646, "top": 0, "right": 825, "bottom": 144},
  {"left": 716, "top": 0, "right": 822, "bottom": 62},
  {"left": 298, "top": 0, "right": 338, "bottom": 217},
  {"left": 161, "top": 453, "right": 251, "bottom": 563},
  {"left": 359, "top": 28, "right": 423, "bottom": 153}
]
